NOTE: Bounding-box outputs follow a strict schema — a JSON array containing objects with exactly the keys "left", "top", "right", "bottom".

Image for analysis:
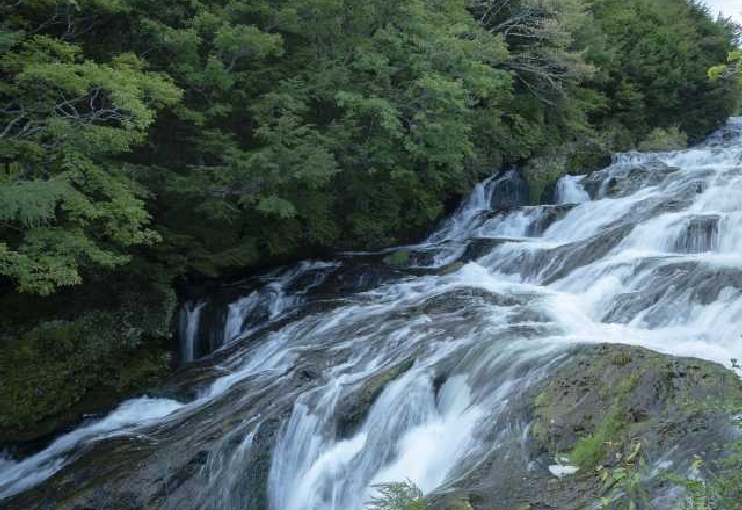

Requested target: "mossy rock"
[
  {"left": 531, "top": 344, "right": 742, "bottom": 471},
  {"left": 428, "top": 345, "right": 742, "bottom": 510},
  {"left": 0, "top": 281, "right": 177, "bottom": 444},
  {"left": 438, "top": 262, "right": 465, "bottom": 276},
  {"left": 383, "top": 250, "right": 412, "bottom": 266}
]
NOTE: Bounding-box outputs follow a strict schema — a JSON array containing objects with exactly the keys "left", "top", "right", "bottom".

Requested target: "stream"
[{"left": 2, "top": 118, "right": 742, "bottom": 509}]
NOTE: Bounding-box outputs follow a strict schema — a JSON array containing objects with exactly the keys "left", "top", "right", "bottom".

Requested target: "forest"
[{"left": 1, "top": 0, "right": 740, "bottom": 295}]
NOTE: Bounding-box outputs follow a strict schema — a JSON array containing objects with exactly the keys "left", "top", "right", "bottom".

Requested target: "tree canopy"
[{"left": 1, "top": 0, "right": 740, "bottom": 295}]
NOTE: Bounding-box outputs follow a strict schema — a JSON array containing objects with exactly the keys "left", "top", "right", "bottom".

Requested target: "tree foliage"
[
  {"left": 588, "top": 0, "right": 741, "bottom": 144},
  {"left": 0, "top": 0, "right": 739, "bottom": 294},
  {"left": 638, "top": 126, "right": 689, "bottom": 151},
  {"left": 710, "top": 50, "right": 742, "bottom": 88},
  {"left": 0, "top": 18, "right": 181, "bottom": 294}
]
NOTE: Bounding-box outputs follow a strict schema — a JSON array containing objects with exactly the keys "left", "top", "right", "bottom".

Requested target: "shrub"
[
  {"left": 638, "top": 127, "right": 689, "bottom": 151},
  {"left": 366, "top": 481, "right": 428, "bottom": 510}
]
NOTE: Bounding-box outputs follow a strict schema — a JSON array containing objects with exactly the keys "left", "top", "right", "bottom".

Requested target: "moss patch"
[
  {"left": 0, "top": 281, "right": 176, "bottom": 443},
  {"left": 532, "top": 344, "right": 742, "bottom": 472},
  {"left": 383, "top": 250, "right": 412, "bottom": 266}
]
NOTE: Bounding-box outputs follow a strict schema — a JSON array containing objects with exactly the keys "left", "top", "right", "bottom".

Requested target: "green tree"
[
  {"left": 638, "top": 126, "right": 688, "bottom": 151},
  {"left": 1, "top": 0, "right": 738, "bottom": 294},
  {"left": 588, "top": 0, "right": 740, "bottom": 145},
  {"left": 0, "top": 30, "right": 180, "bottom": 294},
  {"left": 709, "top": 50, "right": 742, "bottom": 86}
]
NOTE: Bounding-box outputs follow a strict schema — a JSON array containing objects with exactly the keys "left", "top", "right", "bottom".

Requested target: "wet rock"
[
  {"left": 540, "top": 180, "right": 558, "bottom": 205},
  {"left": 525, "top": 205, "right": 575, "bottom": 236},
  {"left": 4, "top": 351, "right": 326, "bottom": 510},
  {"left": 672, "top": 214, "right": 719, "bottom": 254},
  {"left": 414, "top": 288, "right": 524, "bottom": 315},
  {"left": 154, "top": 366, "right": 231, "bottom": 402},
  {"left": 313, "top": 258, "right": 409, "bottom": 295},
  {"left": 460, "top": 237, "right": 525, "bottom": 263},
  {"left": 409, "top": 248, "right": 439, "bottom": 267},
  {"left": 335, "top": 359, "right": 415, "bottom": 438},
  {"left": 496, "top": 224, "right": 634, "bottom": 284},
  {"left": 430, "top": 344, "right": 742, "bottom": 510},
  {"left": 603, "top": 260, "right": 742, "bottom": 325},
  {"left": 175, "top": 262, "right": 349, "bottom": 364},
  {"left": 583, "top": 162, "right": 678, "bottom": 199},
  {"left": 242, "top": 418, "right": 284, "bottom": 510},
  {"left": 531, "top": 345, "right": 741, "bottom": 466},
  {"left": 438, "top": 262, "right": 465, "bottom": 275},
  {"left": 490, "top": 171, "right": 530, "bottom": 210}
]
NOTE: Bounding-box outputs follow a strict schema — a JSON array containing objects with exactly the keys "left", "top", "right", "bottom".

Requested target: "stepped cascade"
[{"left": 2, "top": 118, "right": 742, "bottom": 510}]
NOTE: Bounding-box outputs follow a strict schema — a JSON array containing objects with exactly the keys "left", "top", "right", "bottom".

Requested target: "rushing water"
[
  {"left": 2, "top": 118, "right": 742, "bottom": 509},
  {"left": 556, "top": 175, "right": 590, "bottom": 204}
]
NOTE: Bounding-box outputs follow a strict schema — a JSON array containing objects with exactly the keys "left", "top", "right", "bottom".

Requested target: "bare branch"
[
  {"left": 0, "top": 109, "right": 27, "bottom": 139},
  {"left": 470, "top": 0, "right": 590, "bottom": 104}
]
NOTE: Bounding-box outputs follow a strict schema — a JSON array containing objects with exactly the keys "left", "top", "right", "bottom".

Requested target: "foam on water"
[
  {"left": 0, "top": 398, "right": 183, "bottom": 499},
  {"left": 556, "top": 175, "right": 590, "bottom": 204}
]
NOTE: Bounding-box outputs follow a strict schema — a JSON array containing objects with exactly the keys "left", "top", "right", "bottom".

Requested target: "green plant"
[
  {"left": 383, "top": 251, "right": 412, "bottom": 266},
  {"left": 571, "top": 409, "right": 625, "bottom": 469},
  {"left": 671, "top": 443, "right": 742, "bottom": 510},
  {"left": 597, "top": 442, "right": 653, "bottom": 510},
  {"left": 571, "top": 373, "right": 641, "bottom": 469},
  {"left": 366, "top": 480, "right": 428, "bottom": 510},
  {"left": 638, "top": 127, "right": 689, "bottom": 151},
  {"left": 709, "top": 50, "right": 742, "bottom": 86}
]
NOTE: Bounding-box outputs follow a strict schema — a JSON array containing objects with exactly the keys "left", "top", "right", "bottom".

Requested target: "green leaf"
[{"left": 256, "top": 196, "right": 296, "bottom": 219}]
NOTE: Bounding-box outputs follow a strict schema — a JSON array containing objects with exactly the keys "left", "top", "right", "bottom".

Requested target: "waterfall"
[
  {"left": 174, "top": 261, "right": 339, "bottom": 365},
  {"left": 2, "top": 118, "right": 742, "bottom": 510},
  {"left": 555, "top": 175, "right": 590, "bottom": 204},
  {"left": 426, "top": 170, "right": 528, "bottom": 244},
  {"left": 178, "top": 301, "right": 206, "bottom": 363}
]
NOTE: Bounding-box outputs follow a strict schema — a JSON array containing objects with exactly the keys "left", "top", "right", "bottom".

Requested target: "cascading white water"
[
  {"left": 3, "top": 118, "right": 742, "bottom": 510},
  {"left": 0, "top": 398, "right": 184, "bottom": 500},
  {"left": 555, "top": 175, "right": 590, "bottom": 204},
  {"left": 223, "top": 294, "right": 261, "bottom": 346},
  {"left": 178, "top": 301, "right": 206, "bottom": 363},
  {"left": 420, "top": 170, "right": 532, "bottom": 265},
  {"left": 176, "top": 261, "right": 339, "bottom": 364}
]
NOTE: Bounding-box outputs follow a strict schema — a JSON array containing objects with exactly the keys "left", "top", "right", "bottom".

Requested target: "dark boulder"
[
  {"left": 490, "top": 171, "right": 530, "bottom": 210},
  {"left": 583, "top": 162, "right": 678, "bottom": 199}
]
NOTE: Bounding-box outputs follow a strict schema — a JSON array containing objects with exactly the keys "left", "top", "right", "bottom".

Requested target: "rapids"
[{"left": 2, "top": 118, "right": 742, "bottom": 509}]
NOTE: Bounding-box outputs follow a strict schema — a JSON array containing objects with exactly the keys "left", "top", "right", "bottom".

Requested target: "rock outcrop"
[{"left": 431, "top": 344, "right": 742, "bottom": 510}]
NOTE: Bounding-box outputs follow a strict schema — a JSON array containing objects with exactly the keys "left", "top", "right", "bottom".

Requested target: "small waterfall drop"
[
  {"left": 556, "top": 175, "right": 590, "bottom": 204},
  {"left": 175, "top": 261, "right": 339, "bottom": 364},
  {"left": 178, "top": 301, "right": 205, "bottom": 363}
]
